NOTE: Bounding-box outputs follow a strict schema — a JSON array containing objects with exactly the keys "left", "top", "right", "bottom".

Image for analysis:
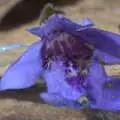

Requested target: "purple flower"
[{"left": 1, "top": 14, "right": 120, "bottom": 110}]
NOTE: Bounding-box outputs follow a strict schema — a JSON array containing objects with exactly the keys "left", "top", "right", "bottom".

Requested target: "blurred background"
[
  {"left": 0, "top": 0, "right": 120, "bottom": 72},
  {"left": 0, "top": 0, "right": 120, "bottom": 120}
]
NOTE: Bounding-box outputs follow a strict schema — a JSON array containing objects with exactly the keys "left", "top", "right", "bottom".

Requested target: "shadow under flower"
[
  {"left": 0, "top": 82, "right": 120, "bottom": 120},
  {"left": 0, "top": 83, "right": 47, "bottom": 103},
  {"left": 84, "top": 108, "right": 120, "bottom": 120}
]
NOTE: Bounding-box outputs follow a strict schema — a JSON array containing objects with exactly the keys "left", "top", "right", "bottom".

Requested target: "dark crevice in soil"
[{"left": 0, "top": 84, "right": 47, "bottom": 103}]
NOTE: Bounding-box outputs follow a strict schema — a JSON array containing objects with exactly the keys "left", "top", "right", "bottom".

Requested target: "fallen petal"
[
  {"left": 0, "top": 40, "right": 44, "bottom": 91},
  {"left": 40, "top": 92, "right": 84, "bottom": 109}
]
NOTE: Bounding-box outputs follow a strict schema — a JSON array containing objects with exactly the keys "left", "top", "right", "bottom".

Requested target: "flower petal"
[
  {"left": 27, "top": 15, "right": 62, "bottom": 38},
  {"left": 43, "top": 60, "right": 87, "bottom": 101},
  {"left": 76, "top": 18, "right": 94, "bottom": 28},
  {"left": 27, "top": 14, "right": 94, "bottom": 38},
  {"left": 84, "top": 60, "right": 107, "bottom": 105},
  {"left": 0, "top": 40, "right": 44, "bottom": 91},
  {"left": 85, "top": 60, "right": 120, "bottom": 110},
  {"left": 79, "top": 28, "right": 120, "bottom": 60},
  {"left": 40, "top": 92, "right": 84, "bottom": 109},
  {"left": 101, "top": 76, "right": 120, "bottom": 110},
  {"left": 93, "top": 49, "right": 120, "bottom": 64}
]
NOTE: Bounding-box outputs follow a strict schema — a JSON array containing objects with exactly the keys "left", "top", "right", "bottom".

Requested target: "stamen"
[
  {"left": 42, "top": 57, "right": 51, "bottom": 69},
  {"left": 41, "top": 29, "right": 93, "bottom": 73},
  {"left": 81, "top": 68, "right": 88, "bottom": 76},
  {"left": 66, "top": 67, "right": 78, "bottom": 77},
  {"left": 84, "top": 43, "right": 94, "bottom": 50}
]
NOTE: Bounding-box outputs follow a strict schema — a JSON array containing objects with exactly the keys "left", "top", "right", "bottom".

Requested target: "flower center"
[
  {"left": 64, "top": 59, "right": 90, "bottom": 90},
  {"left": 41, "top": 30, "right": 93, "bottom": 69}
]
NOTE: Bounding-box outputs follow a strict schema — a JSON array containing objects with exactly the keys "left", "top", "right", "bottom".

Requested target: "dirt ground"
[{"left": 0, "top": 0, "right": 120, "bottom": 120}]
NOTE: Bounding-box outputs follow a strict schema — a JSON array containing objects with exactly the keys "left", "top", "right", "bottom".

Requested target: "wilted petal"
[
  {"left": 40, "top": 92, "right": 84, "bottom": 109},
  {"left": 84, "top": 60, "right": 107, "bottom": 105},
  {"left": 84, "top": 60, "right": 120, "bottom": 110},
  {"left": 79, "top": 28, "right": 120, "bottom": 60},
  {"left": 27, "top": 14, "right": 94, "bottom": 38},
  {"left": 27, "top": 15, "right": 62, "bottom": 38},
  {"left": 27, "top": 24, "right": 46, "bottom": 38},
  {"left": 91, "top": 77, "right": 120, "bottom": 110},
  {"left": 100, "top": 76, "right": 120, "bottom": 110},
  {"left": 76, "top": 18, "right": 94, "bottom": 28},
  {"left": 59, "top": 17, "right": 94, "bottom": 35},
  {"left": 43, "top": 60, "right": 87, "bottom": 101},
  {"left": 0, "top": 40, "right": 43, "bottom": 91},
  {"left": 93, "top": 49, "right": 120, "bottom": 64},
  {"left": 27, "top": 15, "right": 120, "bottom": 61}
]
